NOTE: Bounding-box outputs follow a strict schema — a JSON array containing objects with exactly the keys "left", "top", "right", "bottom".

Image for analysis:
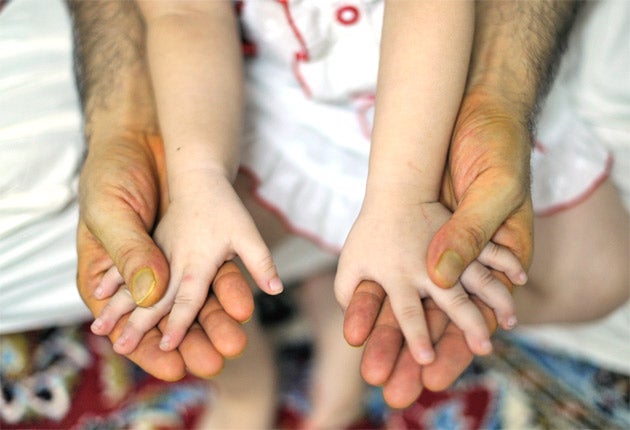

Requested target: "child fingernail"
[
  {"left": 416, "top": 349, "right": 435, "bottom": 364},
  {"left": 94, "top": 286, "right": 104, "bottom": 299},
  {"left": 268, "top": 277, "right": 284, "bottom": 294},
  {"left": 160, "top": 335, "right": 171, "bottom": 351},
  {"left": 91, "top": 318, "right": 103, "bottom": 332},
  {"left": 506, "top": 316, "right": 518, "bottom": 329}
]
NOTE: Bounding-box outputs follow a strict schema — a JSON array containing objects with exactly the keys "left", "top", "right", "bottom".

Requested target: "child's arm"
[
  {"left": 95, "top": 0, "right": 282, "bottom": 353},
  {"left": 335, "top": 0, "right": 523, "bottom": 364}
]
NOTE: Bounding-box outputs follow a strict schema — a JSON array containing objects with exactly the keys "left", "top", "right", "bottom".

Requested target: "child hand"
[
  {"left": 335, "top": 199, "right": 525, "bottom": 365},
  {"left": 90, "top": 171, "right": 282, "bottom": 354}
]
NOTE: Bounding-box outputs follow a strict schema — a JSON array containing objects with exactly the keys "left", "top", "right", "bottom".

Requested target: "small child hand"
[
  {"left": 91, "top": 171, "right": 281, "bottom": 355},
  {"left": 335, "top": 200, "right": 524, "bottom": 365}
]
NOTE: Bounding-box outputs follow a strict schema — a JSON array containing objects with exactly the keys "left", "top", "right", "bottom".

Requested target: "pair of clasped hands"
[{"left": 77, "top": 89, "right": 533, "bottom": 408}]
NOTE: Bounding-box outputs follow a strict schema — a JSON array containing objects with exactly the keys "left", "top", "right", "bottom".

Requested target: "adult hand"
[
  {"left": 428, "top": 88, "right": 534, "bottom": 288},
  {"left": 343, "top": 88, "right": 534, "bottom": 408},
  {"left": 77, "top": 132, "right": 254, "bottom": 380}
]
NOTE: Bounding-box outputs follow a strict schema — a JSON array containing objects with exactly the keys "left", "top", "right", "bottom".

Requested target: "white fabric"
[
  {"left": 519, "top": 0, "right": 630, "bottom": 375},
  {"left": 0, "top": 0, "right": 90, "bottom": 334}
]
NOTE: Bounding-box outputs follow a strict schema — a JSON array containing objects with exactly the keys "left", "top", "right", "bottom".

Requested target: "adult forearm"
[
  {"left": 468, "top": 0, "right": 581, "bottom": 131},
  {"left": 66, "top": 0, "right": 158, "bottom": 143}
]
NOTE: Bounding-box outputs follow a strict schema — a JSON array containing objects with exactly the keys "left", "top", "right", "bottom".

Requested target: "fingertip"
[
  {"left": 90, "top": 318, "right": 103, "bottom": 334},
  {"left": 413, "top": 346, "right": 436, "bottom": 365},
  {"left": 475, "top": 338, "right": 493, "bottom": 356},
  {"left": 515, "top": 270, "right": 528, "bottom": 286},
  {"left": 267, "top": 276, "right": 284, "bottom": 295},
  {"left": 503, "top": 315, "right": 518, "bottom": 331},
  {"left": 159, "top": 334, "right": 175, "bottom": 352}
]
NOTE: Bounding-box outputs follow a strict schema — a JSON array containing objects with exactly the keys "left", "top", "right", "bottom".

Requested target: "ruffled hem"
[{"left": 531, "top": 93, "right": 612, "bottom": 216}]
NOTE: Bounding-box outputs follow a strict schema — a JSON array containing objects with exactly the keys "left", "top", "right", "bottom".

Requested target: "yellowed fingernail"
[
  {"left": 435, "top": 250, "right": 464, "bottom": 287},
  {"left": 131, "top": 268, "right": 156, "bottom": 306}
]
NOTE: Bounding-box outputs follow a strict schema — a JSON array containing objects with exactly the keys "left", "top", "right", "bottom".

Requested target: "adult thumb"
[
  {"left": 82, "top": 203, "right": 169, "bottom": 307},
  {"left": 427, "top": 185, "right": 514, "bottom": 289}
]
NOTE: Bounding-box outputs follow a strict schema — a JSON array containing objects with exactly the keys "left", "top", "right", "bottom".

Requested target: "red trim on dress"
[
  {"left": 536, "top": 153, "right": 614, "bottom": 217},
  {"left": 277, "top": 0, "right": 313, "bottom": 98}
]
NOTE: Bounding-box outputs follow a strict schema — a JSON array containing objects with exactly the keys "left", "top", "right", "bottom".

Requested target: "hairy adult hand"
[
  {"left": 428, "top": 88, "right": 534, "bottom": 288},
  {"left": 76, "top": 132, "right": 254, "bottom": 380}
]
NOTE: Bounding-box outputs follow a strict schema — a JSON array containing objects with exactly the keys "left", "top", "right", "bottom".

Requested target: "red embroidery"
[
  {"left": 277, "top": 0, "right": 313, "bottom": 98},
  {"left": 336, "top": 5, "right": 360, "bottom": 25}
]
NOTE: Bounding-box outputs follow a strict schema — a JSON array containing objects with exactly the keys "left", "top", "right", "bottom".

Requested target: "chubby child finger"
[
  {"left": 159, "top": 269, "right": 211, "bottom": 352},
  {"left": 93, "top": 266, "right": 124, "bottom": 300},
  {"left": 460, "top": 260, "right": 517, "bottom": 330},
  {"left": 428, "top": 283, "right": 493, "bottom": 356},
  {"left": 387, "top": 288, "right": 435, "bottom": 365},
  {"left": 91, "top": 287, "right": 136, "bottom": 336},
  {"left": 112, "top": 303, "right": 169, "bottom": 356},
  {"left": 236, "top": 235, "right": 283, "bottom": 296},
  {"left": 477, "top": 241, "right": 528, "bottom": 286}
]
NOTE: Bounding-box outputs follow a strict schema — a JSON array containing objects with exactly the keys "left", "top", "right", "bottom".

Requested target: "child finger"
[
  {"left": 113, "top": 303, "right": 171, "bottom": 355},
  {"left": 387, "top": 287, "right": 435, "bottom": 365},
  {"left": 477, "top": 241, "right": 528, "bottom": 286},
  {"left": 91, "top": 288, "right": 136, "bottom": 335},
  {"left": 236, "top": 235, "right": 283, "bottom": 296},
  {"left": 160, "top": 268, "right": 211, "bottom": 351},
  {"left": 428, "top": 282, "right": 492, "bottom": 356},
  {"left": 94, "top": 266, "right": 125, "bottom": 300},
  {"left": 460, "top": 260, "right": 517, "bottom": 330}
]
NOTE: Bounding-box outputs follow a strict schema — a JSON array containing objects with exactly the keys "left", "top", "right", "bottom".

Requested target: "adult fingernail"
[
  {"left": 435, "top": 250, "right": 464, "bottom": 287},
  {"left": 131, "top": 268, "right": 156, "bottom": 306},
  {"left": 94, "top": 286, "right": 104, "bottom": 299}
]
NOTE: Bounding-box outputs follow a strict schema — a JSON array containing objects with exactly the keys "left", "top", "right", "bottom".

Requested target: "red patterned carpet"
[{"left": 1, "top": 321, "right": 628, "bottom": 429}]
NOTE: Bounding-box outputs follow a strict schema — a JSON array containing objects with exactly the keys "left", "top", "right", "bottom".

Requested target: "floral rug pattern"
[{"left": 1, "top": 324, "right": 628, "bottom": 429}]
